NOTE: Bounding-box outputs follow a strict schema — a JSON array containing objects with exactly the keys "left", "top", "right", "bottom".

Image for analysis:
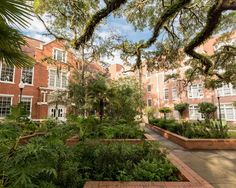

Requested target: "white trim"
[
  {"left": 164, "top": 88, "right": 169, "bottom": 100},
  {"left": 48, "top": 68, "right": 68, "bottom": 89},
  {"left": 0, "top": 94, "right": 14, "bottom": 97},
  {"left": 218, "top": 103, "right": 236, "bottom": 121},
  {"left": 0, "top": 95, "right": 13, "bottom": 118},
  {"left": 187, "top": 83, "right": 204, "bottom": 99},
  {"left": 20, "top": 66, "right": 34, "bottom": 86},
  {"left": 52, "top": 47, "right": 67, "bottom": 63},
  {"left": 0, "top": 62, "right": 15, "bottom": 84}
]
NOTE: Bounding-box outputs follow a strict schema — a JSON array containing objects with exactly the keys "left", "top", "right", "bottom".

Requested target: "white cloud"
[{"left": 101, "top": 51, "right": 124, "bottom": 65}]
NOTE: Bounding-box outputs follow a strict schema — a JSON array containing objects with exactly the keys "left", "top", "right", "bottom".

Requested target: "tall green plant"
[
  {"left": 198, "top": 102, "right": 217, "bottom": 120},
  {"left": 174, "top": 103, "right": 189, "bottom": 119},
  {"left": 159, "top": 107, "right": 172, "bottom": 120}
]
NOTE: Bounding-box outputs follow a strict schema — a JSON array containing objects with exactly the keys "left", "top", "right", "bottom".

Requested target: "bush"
[
  {"left": 198, "top": 102, "right": 217, "bottom": 120},
  {"left": 159, "top": 107, "right": 172, "bottom": 120},
  {"left": 174, "top": 103, "right": 189, "bottom": 118}
]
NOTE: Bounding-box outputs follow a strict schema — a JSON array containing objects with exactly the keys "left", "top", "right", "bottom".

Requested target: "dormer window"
[{"left": 53, "top": 48, "right": 66, "bottom": 63}]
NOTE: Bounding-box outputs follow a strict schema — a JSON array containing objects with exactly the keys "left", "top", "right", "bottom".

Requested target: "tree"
[
  {"left": 0, "top": 0, "right": 34, "bottom": 67},
  {"left": 174, "top": 103, "right": 189, "bottom": 119},
  {"left": 198, "top": 102, "right": 217, "bottom": 120},
  {"left": 159, "top": 107, "right": 172, "bottom": 121},
  {"left": 35, "top": 0, "right": 236, "bottom": 88}
]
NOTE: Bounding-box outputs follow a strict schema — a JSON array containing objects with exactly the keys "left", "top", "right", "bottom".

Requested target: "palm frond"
[
  {"left": 0, "top": 20, "right": 34, "bottom": 67},
  {"left": 0, "top": 0, "right": 33, "bottom": 28}
]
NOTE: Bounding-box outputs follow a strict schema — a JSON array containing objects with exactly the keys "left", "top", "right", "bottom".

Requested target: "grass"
[{"left": 229, "top": 131, "right": 236, "bottom": 138}]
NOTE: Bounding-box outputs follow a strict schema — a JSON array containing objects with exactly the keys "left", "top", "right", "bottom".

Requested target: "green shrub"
[
  {"left": 159, "top": 107, "right": 172, "bottom": 120},
  {"left": 174, "top": 103, "right": 189, "bottom": 119},
  {"left": 198, "top": 102, "right": 217, "bottom": 120}
]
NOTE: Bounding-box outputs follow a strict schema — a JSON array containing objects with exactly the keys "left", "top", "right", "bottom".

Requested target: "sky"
[{"left": 21, "top": 15, "right": 152, "bottom": 65}]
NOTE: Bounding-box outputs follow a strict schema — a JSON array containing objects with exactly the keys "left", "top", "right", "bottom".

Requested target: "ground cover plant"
[
  {"left": 149, "top": 118, "right": 229, "bottom": 139},
  {"left": 0, "top": 121, "right": 179, "bottom": 188}
]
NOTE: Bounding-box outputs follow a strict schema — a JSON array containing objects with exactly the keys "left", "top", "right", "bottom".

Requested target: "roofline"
[{"left": 23, "top": 35, "right": 44, "bottom": 43}]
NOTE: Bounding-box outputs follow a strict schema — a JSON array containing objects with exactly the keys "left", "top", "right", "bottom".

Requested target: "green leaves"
[{"left": 0, "top": 0, "right": 33, "bottom": 67}]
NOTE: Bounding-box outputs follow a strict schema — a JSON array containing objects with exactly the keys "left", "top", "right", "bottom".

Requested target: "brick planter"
[
  {"left": 146, "top": 124, "right": 236, "bottom": 150},
  {"left": 66, "top": 133, "right": 155, "bottom": 146},
  {"left": 84, "top": 153, "right": 213, "bottom": 188}
]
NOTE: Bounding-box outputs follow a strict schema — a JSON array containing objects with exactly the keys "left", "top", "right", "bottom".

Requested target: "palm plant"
[{"left": 0, "top": 0, "right": 33, "bottom": 67}]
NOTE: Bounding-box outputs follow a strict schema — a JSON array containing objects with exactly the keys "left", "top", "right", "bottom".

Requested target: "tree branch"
[{"left": 74, "top": 0, "right": 127, "bottom": 49}]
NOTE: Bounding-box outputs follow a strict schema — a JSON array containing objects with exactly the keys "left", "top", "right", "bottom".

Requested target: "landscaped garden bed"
[{"left": 147, "top": 118, "right": 236, "bottom": 150}]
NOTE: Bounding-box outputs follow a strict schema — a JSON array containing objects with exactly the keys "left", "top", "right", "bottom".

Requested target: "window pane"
[
  {"left": 147, "top": 99, "right": 152, "bottom": 107},
  {"left": 22, "top": 67, "right": 33, "bottom": 84},
  {"left": 172, "top": 88, "right": 177, "bottom": 100},
  {"left": 53, "top": 49, "right": 65, "bottom": 63},
  {"left": 164, "top": 88, "right": 169, "bottom": 99},
  {"left": 147, "top": 85, "right": 151, "bottom": 92},
  {"left": 49, "top": 70, "right": 56, "bottom": 87},
  {"left": 61, "top": 72, "right": 67, "bottom": 88},
  {"left": 21, "top": 97, "right": 32, "bottom": 115},
  {"left": 0, "top": 96, "right": 11, "bottom": 117},
  {"left": 0, "top": 64, "right": 14, "bottom": 82}
]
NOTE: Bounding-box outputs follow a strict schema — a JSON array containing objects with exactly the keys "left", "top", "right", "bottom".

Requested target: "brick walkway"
[{"left": 145, "top": 128, "right": 236, "bottom": 188}]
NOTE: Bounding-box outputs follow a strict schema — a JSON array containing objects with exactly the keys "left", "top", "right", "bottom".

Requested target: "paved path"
[{"left": 145, "top": 127, "right": 236, "bottom": 188}]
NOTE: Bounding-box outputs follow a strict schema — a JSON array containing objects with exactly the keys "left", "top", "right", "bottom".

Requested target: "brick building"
[
  {"left": 109, "top": 33, "right": 236, "bottom": 124},
  {"left": 0, "top": 36, "right": 103, "bottom": 121}
]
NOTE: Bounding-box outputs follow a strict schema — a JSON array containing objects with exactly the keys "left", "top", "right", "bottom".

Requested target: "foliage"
[
  {"left": 0, "top": 0, "right": 33, "bottom": 67},
  {"left": 145, "top": 107, "right": 156, "bottom": 120},
  {"left": 174, "top": 103, "right": 189, "bottom": 118},
  {"left": 99, "top": 122, "right": 144, "bottom": 139},
  {"left": 0, "top": 122, "right": 178, "bottom": 187},
  {"left": 159, "top": 107, "right": 172, "bottom": 120},
  {"left": 6, "top": 104, "right": 29, "bottom": 121},
  {"left": 69, "top": 75, "right": 143, "bottom": 121},
  {"left": 198, "top": 102, "right": 217, "bottom": 120},
  {"left": 150, "top": 118, "right": 229, "bottom": 139}
]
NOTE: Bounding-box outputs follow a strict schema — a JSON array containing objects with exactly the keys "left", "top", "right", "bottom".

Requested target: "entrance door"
[{"left": 48, "top": 105, "right": 66, "bottom": 121}]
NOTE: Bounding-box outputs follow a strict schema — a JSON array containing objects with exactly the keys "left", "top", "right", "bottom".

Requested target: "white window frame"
[
  {"left": 216, "top": 84, "right": 236, "bottom": 97},
  {"left": 0, "top": 62, "right": 15, "bottom": 84},
  {"left": 172, "top": 87, "right": 178, "bottom": 100},
  {"left": 52, "top": 48, "right": 67, "bottom": 63},
  {"left": 189, "top": 104, "right": 203, "bottom": 120},
  {"left": 48, "top": 69, "right": 68, "bottom": 89},
  {"left": 218, "top": 103, "right": 236, "bottom": 121},
  {"left": 188, "top": 84, "right": 204, "bottom": 99},
  {"left": 0, "top": 94, "right": 13, "bottom": 118},
  {"left": 18, "top": 96, "right": 33, "bottom": 117},
  {"left": 147, "top": 85, "right": 151, "bottom": 92},
  {"left": 21, "top": 67, "right": 34, "bottom": 86},
  {"left": 164, "top": 88, "right": 169, "bottom": 100}
]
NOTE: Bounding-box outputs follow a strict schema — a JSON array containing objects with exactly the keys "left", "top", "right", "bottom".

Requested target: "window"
[
  {"left": 189, "top": 105, "right": 202, "bottom": 120},
  {"left": 188, "top": 84, "right": 203, "bottom": 99},
  {"left": 0, "top": 96, "right": 12, "bottom": 117},
  {"left": 217, "top": 84, "right": 236, "bottom": 97},
  {"left": 147, "top": 99, "right": 152, "bottom": 107},
  {"left": 147, "top": 85, "right": 151, "bottom": 92},
  {"left": 53, "top": 49, "right": 66, "bottom": 63},
  {"left": 219, "top": 104, "right": 236, "bottom": 121},
  {"left": 164, "top": 88, "right": 169, "bottom": 100},
  {"left": 21, "top": 67, "right": 33, "bottom": 85},
  {"left": 0, "top": 63, "right": 14, "bottom": 82},
  {"left": 49, "top": 70, "right": 68, "bottom": 89},
  {"left": 172, "top": 87, "right": 177, "bottom": 100},
  {"left": 21, "top": 97, "right": 32, "bottom": 116}
]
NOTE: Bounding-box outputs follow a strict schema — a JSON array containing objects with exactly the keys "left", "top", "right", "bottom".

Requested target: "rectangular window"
[
  {"left": 164, "top": 88, "right": 169, "bottom": 100},
  {"left": 189, "top": 105, "right": 202, "bottom": 120},
  {"left": 53, "top": 49, "right": 66, "bottom": 63},
  {"left": 0, "top": 96, "right": 12, "bottom": 117},
  {"left": 188, "top": 84, "right": 203, "bottom": 99},
  {"left": 172, "top": 87, "right": 177, "bottom": 100},
  {"left": 219, "top": 104, "right": 236, "bottom": 121},
  {"left": 147, "top": 85, "right": 151, "bottom": 92},
  {"left": 21, "top": 67, "right": 33, "bottom": 85},
  {"left": 21, "top": 97, "right": 32, "bottom": 116},
  {"left": 216, "top": 84, "right": 236, "bottom": 97},
  {"left": 49, "top": 70, "right": 68, "bottom": 89},
  {"left": 0, "top": 63, "right": 14, "bottom": 82},
  {"left": 147, "top": 99, "right": 152, "bottom": 107}
]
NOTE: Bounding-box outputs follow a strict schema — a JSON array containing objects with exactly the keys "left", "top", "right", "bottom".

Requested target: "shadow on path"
[{"left": 145, "top": 128, "right": 236, "bottom": 188}]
